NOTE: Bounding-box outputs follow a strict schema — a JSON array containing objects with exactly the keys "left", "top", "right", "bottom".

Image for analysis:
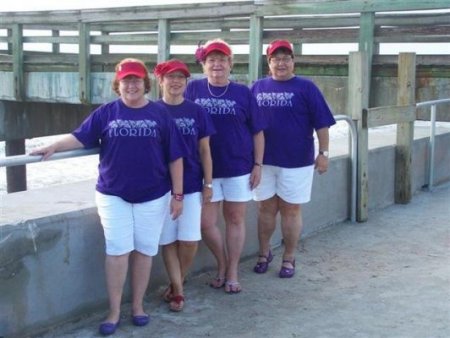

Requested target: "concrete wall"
[{"left": 1, "top": 131, "right": 450, "bottom": 337}]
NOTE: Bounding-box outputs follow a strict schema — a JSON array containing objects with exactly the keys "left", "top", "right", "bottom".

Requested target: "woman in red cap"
[
  {"left": 250, "top": 40, "right": 336, "bottom": 278},
  {"left": 185, "top": 39, "right": 267, "bottom": 294},
  {"left": 154, "top": 59, "right": 215, "bottom": 311},
  {"left": 30, "top": 58, "right": 187, "bottom": 335}
]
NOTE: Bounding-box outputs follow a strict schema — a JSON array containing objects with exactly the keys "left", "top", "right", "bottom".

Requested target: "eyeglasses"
[
  {"left": 165, "top": 73, "right": 187, "bottom": 80},
  {"left": 270, "top": 56, "right": 293, "bottom": 64},
  {"left": 119, "top": 78, "right": 144, "bottom": 86}
]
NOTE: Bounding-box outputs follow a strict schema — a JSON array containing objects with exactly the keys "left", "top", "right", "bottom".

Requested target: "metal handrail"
[
  {"left": 334, "top": 114, "right": 357, "bottom": 223},
  {"left": 0, "top": 148, "right": 100, "bottom": 167},
  {"left": 416, "top": 98, "right": 450, "bottom": 191},
  {"left": 0, "top": 117, "right": 358, "bottom": 222}
]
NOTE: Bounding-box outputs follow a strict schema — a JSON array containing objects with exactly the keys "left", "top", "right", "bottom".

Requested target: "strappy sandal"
[
  {"left": 169, "top": 295, "right": 185, "bottom": 312},
  {"left": 209, "top": 276, "right": 226, "bottom": 289},
  {"left": 162, "top": 284, "right": 173, "bottom": 302},
  {"left": 224, "top": 280, "right": 241, "bottom": 294},
  {"left": 253, "top": 250, "right": 274, "bottom": 274},
  {"left": 279, "top": 259, "right": 296, "bottom": 278}
]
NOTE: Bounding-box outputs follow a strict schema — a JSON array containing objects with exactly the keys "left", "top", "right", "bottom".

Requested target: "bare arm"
[
  {"left": 250, "top": 130, "right": 265, "bottom": 190},
  {"left": 199, "top": 136, "right": 213, "bottom": 204},
  {"left": 169, "top": 157, "right": 183, "bottom": 220},
  {"left": 29, "top": 134, "right": 84, "bottom": 160},
  {"left": 315, "top": 127, "right": 330, "bottom": 174}
]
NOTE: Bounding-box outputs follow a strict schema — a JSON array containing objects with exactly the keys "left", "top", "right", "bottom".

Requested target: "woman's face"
[
  {"left": 268, "top": 51, "right": 294, "bottom": 81},
  {"left": 118, "top": 75, "right": 146, "bottom": 106},
  {"left": 160, "top": 71, "right": 187, "bottom": 98},
  {"left": 203, "top": 52, "right": 232, "bottom": 80}
]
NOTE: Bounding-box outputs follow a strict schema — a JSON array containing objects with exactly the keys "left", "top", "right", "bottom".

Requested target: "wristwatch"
[
  {"left": 319, "top": 150, "right": 329, "bottom": 157},
  {"left": 203, "top": 183, "right": 213, "bottom": 189}
]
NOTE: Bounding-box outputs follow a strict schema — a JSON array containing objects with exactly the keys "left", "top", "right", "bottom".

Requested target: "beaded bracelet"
[{"left": 172, "top": 193, "right": 184, "bottom": 201}]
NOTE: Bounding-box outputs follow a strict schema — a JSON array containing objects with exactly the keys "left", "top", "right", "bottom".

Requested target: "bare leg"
[
  {"left": 178, "top": 240, "right": 199, "bottom": 282},
  {"left": 201, "top": 201, "right": 227, "bottom": 284},
  {"left": 162, "top": 243, "right": 183, "bottom": 295},
  {"left": 104, "top": 253, "right": 130, "bottom": 323},
  {"left": 256, "top": 196, "right": 279, "bottom": 261},
  {"left": 279, "top": 199, "right": 302, "bottom": 268},
  {"left": 130, "top": 251, "right": 152, "bottom": 316},
  {"left": 223, "top": 201, "right": 247, "bottom": 286}
]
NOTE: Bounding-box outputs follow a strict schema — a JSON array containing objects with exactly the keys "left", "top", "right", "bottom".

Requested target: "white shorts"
[
  {"left": 253, "top": 165, "right": 314, "bottom": 204},
  {"left": 95, "top": 191, "right": 170, "bottom": 256},
  {"left": 159, "top": 192, "right": 202, "bottom": 245},
  {"left": 210, "top": 174, "right": 253, "bottom": 202}
]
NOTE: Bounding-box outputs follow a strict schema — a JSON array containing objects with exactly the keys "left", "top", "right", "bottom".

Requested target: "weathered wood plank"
[
  {"left": 255, "top": 0, "right": 450, "bottom": 15},
  {"left": 348, "top": 51, "right": 370, "bottom": 222},
  {"left": 366, "top": 105, "right": 416, "bottom": 128},
  {"left": 78, "top": 23, "right": 91, "bottom": 104},
  {"left": 249, "top": 15, "right": 264, "bottom": 83},
  {"left": 12, "top": 24, "right": 24, "bottom": 101},
  {"left": 395, "top": 53, "right": 416, "bottom": 204}
]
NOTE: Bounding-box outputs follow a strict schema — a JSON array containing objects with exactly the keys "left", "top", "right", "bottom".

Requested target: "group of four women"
[{"left": 31, "top": 38, "right": 335, "bottom": 336}]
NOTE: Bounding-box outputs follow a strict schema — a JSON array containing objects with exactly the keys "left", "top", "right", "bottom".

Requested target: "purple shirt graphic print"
[
  {"left": 251, "top": 76, "right": 335, "bottom": 168},
  {"left": 185, "top": 78, "right": 267, "bottom": 178},
  {"left": 72, "top": 99, "right": 187, "bottom": 203},
  {"left": 156, "top": 99, "right": 216, "bottom": 194}
]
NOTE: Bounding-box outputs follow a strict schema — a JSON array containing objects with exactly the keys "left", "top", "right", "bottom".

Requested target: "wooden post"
[
  {"left": 78, "top": 23, "right": 91, "bottom": 104},
  {"left": 248, "top": 15, "right": 263, "bottom": 85},
  {"left": 6, "top": 139, "right": 27, "bottom": 193},
  {"left": 8, "top": 24, "right": 27, "bottom": 192},
  {"left": 348, "top": 51, "right": 370, "bottom": 222},
  {"left": 395, "top": 53, "right": 416, "bottom": 204},
  {"left": 154, "top": 19, "right": 171, "bottom": 101},
  {"left": 12, "top": 24, "right": 24, "bottom": 101},
  {"left": 52, "top": 30, "right": 60, "bottom": 53},
  {"left": 358, "top": 12, "right": 375, "bottom": 77}
]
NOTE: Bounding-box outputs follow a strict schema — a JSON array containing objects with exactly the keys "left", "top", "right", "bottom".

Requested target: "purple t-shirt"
[
  {"left": 72, "top": 99, "right": 187, "bottom": 203},
  {"left": 185, "top": 78, "right": 267, "bottom": 178},
  {"left": 251, "top": 76, "right": 336, "bottom": 168},
  {"left": 156, "top": 99, "right": 216, "bottom": 194}
]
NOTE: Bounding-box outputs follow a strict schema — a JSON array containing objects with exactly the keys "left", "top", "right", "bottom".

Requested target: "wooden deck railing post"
[
  {"left": 348, "top": 51, "right": 370, "bottom": 222},
  {"left": 6, "top": 24, "right": 27, "bottom": 192},
  {"left": 395, "top": 52, "right": 416, "bottom": 204},
  {"left": 78, "top": 23, "right": 91, "bottom": 105},
  {"left": 248, "top": 15, "right": 263, "bottom": 84},
  {"left": 154, "top": 19, "right": 171, "bottom": 101}
]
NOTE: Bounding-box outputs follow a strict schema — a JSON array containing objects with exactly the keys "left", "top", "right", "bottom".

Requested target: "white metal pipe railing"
[
  {"left": 0, "top": 148, "right": 100, "bottom": 167},
  {"left": 1, "top": 117, "right": 358, "bottom": 222},
  {"left": 334, "top": 114, "right": 357, "bottom": 223},
  {"left": 0, "top": 99, "right": 448, "bottom": 222},
  {"left": 416, "top": 98, "right": 450, "bottom": 191}
]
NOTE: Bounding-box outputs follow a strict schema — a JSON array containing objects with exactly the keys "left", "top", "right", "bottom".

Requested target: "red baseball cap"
[
  {"left": 116, "top": 60, "right": 148, "bottom": 80},
  {"left": 266, "top": 39, "right": 293, "bottom": 57},
  {"left": 195, "top": 41, "right": 233, "bottom": 62},
  {"left": 154, "top": 59, "right": 191, "bottom": 78},
  {"left": 203, "top": 41, "right": 232, "bottom": 57}
]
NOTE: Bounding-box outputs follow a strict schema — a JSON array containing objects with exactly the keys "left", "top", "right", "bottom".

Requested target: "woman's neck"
[
  {"left": 121, "top": 97, "right": 148, "bottom": 108},
  {"left": 163, "top": 95, "right": 184, "bottom": 106},
  {"left": 208, "top": 76, "right": 229, "bottom": 87}
]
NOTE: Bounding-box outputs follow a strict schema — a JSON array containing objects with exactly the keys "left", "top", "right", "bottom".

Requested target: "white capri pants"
[
  {"left": 159, "top": 192, "right": 202, "bottom": 245},
  {"left": 95, "top": 191, "right": 170, "bottom": 256}
]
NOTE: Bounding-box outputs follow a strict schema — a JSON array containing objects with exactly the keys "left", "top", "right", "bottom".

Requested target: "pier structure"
[{"left": 1, "top": 1, "right": 450, "bottom": 336}]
